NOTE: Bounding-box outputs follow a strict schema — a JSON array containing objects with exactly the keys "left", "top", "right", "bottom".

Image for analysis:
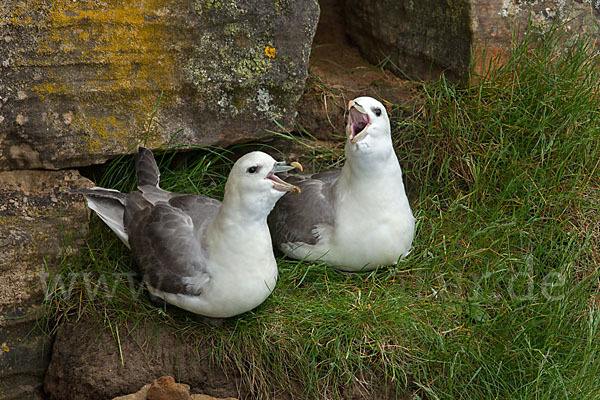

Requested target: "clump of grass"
[
  {"left": 394, "top": 26, "right": 600, "bottom": 398},
  {"left": 43, "top": 26, "right": 600, "bottom": 399}
]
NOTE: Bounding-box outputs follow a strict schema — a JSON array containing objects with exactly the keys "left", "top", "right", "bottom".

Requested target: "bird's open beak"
[
  {"left": 347, "top": 100, "right": 370, "bottom": 144},
  {"left": 268, "top": 161, "right": 302, "bottom": 193}
]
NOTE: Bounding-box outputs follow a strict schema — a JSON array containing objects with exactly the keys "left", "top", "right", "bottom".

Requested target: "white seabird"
[
  {"left": 269, "top": 96, "right": 415, "bottom": 271},
  {"left": 74, "top": 148, "right": 300, "bottom": 318}
]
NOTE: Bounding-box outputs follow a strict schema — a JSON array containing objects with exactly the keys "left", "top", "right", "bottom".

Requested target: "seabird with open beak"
[
  {"left": 269, "top": 96, "right": 415, "bottom": 271},
  {"left": 73, "top": 148, "right": 300, "bottom": 318}
]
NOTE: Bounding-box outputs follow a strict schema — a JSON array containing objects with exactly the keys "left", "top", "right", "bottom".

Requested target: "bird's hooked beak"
[
  {"left": 268, "top": 161, "right": 302, "bottom": 193},
  {"left": 348, "top": 100, "right": 370, "bottom": 144}
]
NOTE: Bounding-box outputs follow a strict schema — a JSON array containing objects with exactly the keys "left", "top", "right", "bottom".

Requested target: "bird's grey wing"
[
  {"left": 269, "top": 168, "right": 340, "bottom": 245},
  {"left": 167, "top": 194, "right": 221, "bottom": 227},
  {"left": 125, "top": 195, "right": 219, "bottom": 295}
]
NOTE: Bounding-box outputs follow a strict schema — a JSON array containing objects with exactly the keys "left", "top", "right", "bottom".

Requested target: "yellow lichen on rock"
[
  {"left": 68, "top": 113, "right": 128, "bottom": 153},
  {"left": 30, "top": 82, "right": 68, "bottom": 101},
  {"left": 18, "top": 0, "right": 181, "bottom": 152},
  {"left": 45, "top": 0, "right": 178, "bottom": 87}
]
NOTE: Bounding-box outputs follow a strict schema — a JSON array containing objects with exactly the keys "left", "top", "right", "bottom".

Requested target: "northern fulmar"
[
  {"left": 74, "top": 148, "right": 300, "bottom": 317},
  {"left": 269, "top": 96, "right": 415, "bottom": 271}
]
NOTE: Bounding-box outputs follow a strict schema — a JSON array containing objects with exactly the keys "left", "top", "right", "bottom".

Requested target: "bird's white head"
[
  {"left": 343, "top": 96, "right": 401, "bottom": 180},
  {"left": 224, "top": 151, "right": 300, "bottom": 219},
  {"left": 346, "top": 96, "right": 392, "bottom": 152}
]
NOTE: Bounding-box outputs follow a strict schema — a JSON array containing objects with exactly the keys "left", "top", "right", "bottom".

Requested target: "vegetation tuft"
[{"left": 43, "top": 27, "right": 600, "bottom": 399}]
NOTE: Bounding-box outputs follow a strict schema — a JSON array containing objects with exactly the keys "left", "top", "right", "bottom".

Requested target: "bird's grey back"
[{"left": 269, "top": 168, "right": 340, "bottom": 245}]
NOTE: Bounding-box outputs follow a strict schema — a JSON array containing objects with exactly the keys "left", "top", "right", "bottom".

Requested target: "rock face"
[
  {"left": 470, "top": 0, "right": 600, "bottom": 73},
  {"left": 344, "top": 0, "right": 600, "bottom": 82},
  {"left": 0, "top": 306, "right": 53, "bottom": 400},
  {"left": 45, "top": 316, "right": 243, "bottom": 400},
  {"left": 0, "top": 169, "right": 92, "bottom": 308},
  {"left": 0, "top": 169, "right": 92, "bottom": 399},
  {"left": 0, "top": 0, "right": 320, "bottom": 170},
  {"left": 345, "top": 0, "right": 472, "bottom": 82}
]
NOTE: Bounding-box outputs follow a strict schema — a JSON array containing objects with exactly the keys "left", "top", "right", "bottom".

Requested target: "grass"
[{"left": 42, "top": 27, "right": 600, "bottom": 399}]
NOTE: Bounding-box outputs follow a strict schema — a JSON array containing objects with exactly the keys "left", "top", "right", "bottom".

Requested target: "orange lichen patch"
[{"left": 265, "top": 45, "right": 276, "bottom": 58}]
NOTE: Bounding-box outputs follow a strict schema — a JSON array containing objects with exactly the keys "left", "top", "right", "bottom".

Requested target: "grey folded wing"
[
  {"left": 269, "top": 169, "right": 340, "bottom": 246},
  {"left": 125, "top": 193, "right": 220, "bottom": 295}
]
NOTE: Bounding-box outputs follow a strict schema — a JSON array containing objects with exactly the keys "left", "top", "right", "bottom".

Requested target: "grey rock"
[
  {"left": 0, "top": 169, "right": 92, "bottom": 306},
  {"left": 344, "top": 0, "right": 600, "bottom": 82},
  {"left": 0, "top": 169, "right": 92, "bottom": 399},
  {"left": 0, "top": 0, "right": 319, "bottom": 170},
  {"left": 345, "top": 0, "right": 472, "bottom": 82},
  {"left": 0, "top": 305, "right": 53, "bottom": 400},
  {"left": 470, "top": 0, "right": 600, "bottom": 73}
]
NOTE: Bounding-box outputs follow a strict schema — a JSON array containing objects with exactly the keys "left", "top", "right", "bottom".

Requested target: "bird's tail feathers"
[
  {"left": 135, "top": 147, "right": 160, "bottom": 188},
  {"left": 71, "top": 187, "right": 130, "bottom": 248},
  {"left": 70, "top": 187, "right": 127, "bottom": 204}
]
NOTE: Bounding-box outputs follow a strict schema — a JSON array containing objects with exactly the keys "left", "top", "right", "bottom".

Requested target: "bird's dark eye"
[
  {"left": 374, "top": 108, "right": 382, "bottom": 117},
  {"left": 247, "top": 166, "right": 259, "bottom": 174}
]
